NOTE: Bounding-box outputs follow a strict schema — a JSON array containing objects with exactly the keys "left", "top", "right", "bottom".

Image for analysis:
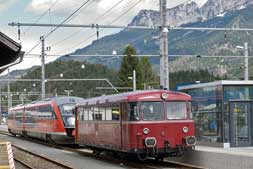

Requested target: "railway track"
[
  {"left": 12, "top": 144, "right": 74, "bottom": 169},
  {"left": 0, "top": 130, "right": 206, "bottom": 169}
]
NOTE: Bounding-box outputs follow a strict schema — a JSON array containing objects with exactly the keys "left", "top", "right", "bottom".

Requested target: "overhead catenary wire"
[
  {"left": 50, "top": 0, "right": 125, "bottom": 48},
  {"left": 23, "top": 0, "right": 59, "bottom": 36},
  {"left": 55, "top": 0, "right": 143, "bottom": 55},
  {"left": 25, "top": 0, "right": 92, "bottom": 55}
]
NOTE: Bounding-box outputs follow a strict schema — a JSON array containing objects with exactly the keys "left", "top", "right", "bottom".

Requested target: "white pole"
[
  {"left": 133, "top": 70, "right": 136, "bottom": 92},
  {"left": 41, "top": 36, "right": 46, "bottom": 100},
  {"left": 160, "top": 0, "right": 169, "bottom": 90},
  {"left": 244, "top": 42, "right": 249, "bottom": 80}
]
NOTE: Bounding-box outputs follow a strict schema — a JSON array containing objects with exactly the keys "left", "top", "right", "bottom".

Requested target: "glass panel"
[
  {"left": 127, "top": 102, "right": 139, "bottom": 121},
  {"left": 185, "top": 85, "right": 223, "bottom": 143},
  {"left": 59, "top": 104, "right": 75, "bottom": 127},
  {"left": 224, "top": 86, "right": 253, "bottom": 101},
  {"left": 232, "top": 103, "right": 250, "bottom": 146},
  {"left": 112, "top": 105, "right": 120, "bottom": 121},
  {"left": 105, "top": 106, "right": 112, "bottom": 120},
  {"left": 166, "top": 102, "right": 187, "bottom": 120},
  {"left": 141, "top": 102, "right": 163, "bottom": 121}
]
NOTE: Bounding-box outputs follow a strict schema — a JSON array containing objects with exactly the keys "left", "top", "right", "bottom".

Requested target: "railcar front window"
[
  {"left": 59, "top": 104, "right": 75, "bottom": 127},
  {"left": 167, "top": 102, "right": 187, "bottom": 120},
  {"left": 141, "top": 102, "right": 163, "bottom": 121},
  {"left": 127, "top": 102, "right": 139, "bottom": 121}
]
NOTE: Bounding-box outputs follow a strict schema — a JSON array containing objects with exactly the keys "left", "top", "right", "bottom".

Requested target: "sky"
[{"left": 0, "top": 0, "right": 207, "bottom": 74}]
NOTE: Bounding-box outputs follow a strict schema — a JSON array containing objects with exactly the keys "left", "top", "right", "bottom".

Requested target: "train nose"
[{"left": 145, "top": 137, "right": 157, "bottom": 148}]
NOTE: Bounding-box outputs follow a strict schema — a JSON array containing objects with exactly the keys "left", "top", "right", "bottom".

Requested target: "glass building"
[{"left": 178, "top": 81, "right": 253, "bottom": 147}]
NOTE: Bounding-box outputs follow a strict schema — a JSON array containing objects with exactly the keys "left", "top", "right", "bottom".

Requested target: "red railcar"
[
  {"left": 75, "top": 90, "right": 196, "bottom": 159},
  {"left": 8, "top": 96, "right": 84, "bottom": 144}
]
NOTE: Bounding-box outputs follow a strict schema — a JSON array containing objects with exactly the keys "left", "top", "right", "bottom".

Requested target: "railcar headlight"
[
  {"left": 143, "top": 128, "right": 150, "bottom": 135},
  {"left": 161, "top": 93, "right": 168, "bottom": 100},
  {"left": 182, "top": 126, "right": 189, "bottom": 133}
]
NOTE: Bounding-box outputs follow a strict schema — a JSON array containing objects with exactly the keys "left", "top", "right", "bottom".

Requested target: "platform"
[
  {"left": 0, "top": 142, "right": 15, "bottom": 169},
  {"left": 172, "top": 145, "right": 253, "bottom": 169}
]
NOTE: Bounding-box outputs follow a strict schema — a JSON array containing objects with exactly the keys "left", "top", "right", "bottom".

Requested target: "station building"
[{"left": 178, "top": 81, "right": 253, "bottom": 148}]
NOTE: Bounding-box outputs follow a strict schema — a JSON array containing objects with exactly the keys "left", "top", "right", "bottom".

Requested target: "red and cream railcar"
[
  {"left": 8, "top": 96, "right": 84, "bottom": 144},
  {"left": 75, "top": 90, "right": 196, "bottom": 159}
]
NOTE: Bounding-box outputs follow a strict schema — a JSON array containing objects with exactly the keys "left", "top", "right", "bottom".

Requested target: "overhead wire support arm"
[
  {"left": 8, "top": 22, "right": 156, "bottom": 30},
  {"left": 8, "top": 22, "right": 253, "bottom": 32}
]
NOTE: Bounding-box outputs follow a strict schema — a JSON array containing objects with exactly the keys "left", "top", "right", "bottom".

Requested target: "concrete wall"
[{"left": 171, "top": 148, "right": 253, "bottom": 169}]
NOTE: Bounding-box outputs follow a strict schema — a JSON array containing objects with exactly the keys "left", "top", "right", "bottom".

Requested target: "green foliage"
[
  {"left": 7, "top": 60, "right": 118, "bottom": 107},
  {"left": 139, "top": 56, "right": 155, "bottom": 86},
  {"left": 117, "top": 46, "right": 156, "bottom": 91},
  {"left": 117, "top": 45, "right": 141, "bottom": 90}
]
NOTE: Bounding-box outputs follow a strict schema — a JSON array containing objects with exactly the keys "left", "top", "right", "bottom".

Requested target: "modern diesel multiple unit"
[
  {"left": 8, "top": 96, "right": 84, "bottom": 144},
  {"left": 75, "top": 90, "right": 196, "bottom": 159}
]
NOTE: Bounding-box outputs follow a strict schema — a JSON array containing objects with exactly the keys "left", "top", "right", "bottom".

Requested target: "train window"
[
  {"left": 39, "top": 106, "right": 55, "bottom": 120},
  {"left": 141, "top": 102, "right": 163, "bottom": 121},
  {"left": 112, "top": 104, "right": 120, "bottom": 121},
  {"left": 88, "top": 106, "right": 94, "bottom": 120},
  {"left": 100, "top": 106, "right": 106, "bottom": 120},
  {"left": 83, "top": 107, "right": 88, "bottom": 120},
  {"left": 166, "top": 102, "right": 187, "bottom": 120},
  {"left": 188, "top": 102, "right": 193, "bottom": 119},
  {"left": 105, "top": 106, "right": 112, "bottom": 120},
  {"left": 93, "top": 106, "right": 102, "bottom": 120},
  {"left": 59, "top": 104, "right": 75, "bottom": 115},
  {"left": 127, "top": 102, "right": 139, "bottom": 121},
  {"left": 77, "top": 107, "right": 83, "bottom": 120}
]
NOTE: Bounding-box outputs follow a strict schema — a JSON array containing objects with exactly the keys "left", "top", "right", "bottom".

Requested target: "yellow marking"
[{"left": 0, "top": 166, "right": 10, "bottom": 169}]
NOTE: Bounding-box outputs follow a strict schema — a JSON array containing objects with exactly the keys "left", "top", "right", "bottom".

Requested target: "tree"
[
  {"left": 139, "top": 56, "right": 155, "bottom": 89},
  {"left": 118, "top": 45, "right": 141, "bottom": 91}
]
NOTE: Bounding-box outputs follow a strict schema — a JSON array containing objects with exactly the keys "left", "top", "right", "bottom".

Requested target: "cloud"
[{"left": 0, "top": 0, "right": 17, "bottom": 11}]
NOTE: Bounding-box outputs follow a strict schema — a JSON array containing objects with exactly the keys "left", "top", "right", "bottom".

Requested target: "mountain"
[
  {"left": 0, "top": 66, "right": 38, "bottom": 86},
  {"left": 58, "top": 4, "right": 253, "bottom": 78},
  {"left": 129, "top": 0, "right": 253, "bottom": 27}
]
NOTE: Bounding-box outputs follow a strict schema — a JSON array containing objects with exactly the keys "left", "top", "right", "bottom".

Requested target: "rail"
[{"left": 0, "top": 130, "right": 205, "bottom": 169}]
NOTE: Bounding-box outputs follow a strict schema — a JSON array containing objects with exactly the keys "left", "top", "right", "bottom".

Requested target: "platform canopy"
[{"left": 0, "top": 32, "right": 24, "bottom": 73}]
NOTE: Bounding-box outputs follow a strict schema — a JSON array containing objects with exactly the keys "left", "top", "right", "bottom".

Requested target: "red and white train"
[
  {"left": 75, "top": 90, "right": 196, "bottom": 159},
  {"left": 8, "top": 96, "right": 84, "bottom": 144}
]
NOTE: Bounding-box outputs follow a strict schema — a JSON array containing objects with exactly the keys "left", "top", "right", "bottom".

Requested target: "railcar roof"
[
  {"left": 9, "top": 96, "right": 84, "bottom": 110},
  {"left": 77, "top": 90, "right": 191, "bottom": 106}
]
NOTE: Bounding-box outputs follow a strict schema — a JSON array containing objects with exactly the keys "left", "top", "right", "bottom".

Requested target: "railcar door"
[
  {"left": 120, "top": 102, "right": 127, "bottom": 150},
  {"left": 229, "top": 101, "right": 252, "bottom": 147}
]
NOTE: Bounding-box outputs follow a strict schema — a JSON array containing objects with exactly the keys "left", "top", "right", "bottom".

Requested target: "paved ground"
[{"left": 0, "top": 125, "right": 132, "bottom": 169}]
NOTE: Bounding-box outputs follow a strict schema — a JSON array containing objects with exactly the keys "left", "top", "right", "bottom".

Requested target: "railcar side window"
[
  {"left": 100, "top": 106, "right": 106, "bottom": 120},
  {"left": 77, "top": 107, "right": 83, "bottom": 120},
  {"left": 87, "top": 106, "right": 93, "bottom": 120},
  {"left": 166, "top": 102, "right": 187, "bottom": 120},
  {"left": 189, "top": 102, "right": 193, "bottom": 119},
  {"left": 105, "top": 106, "right": 112, "bottom": 120},
  {"left": 127, "top": 102, "right": 139, "bottom": 121},
  {"left": 141, "top": 102, "right": 163, "bottom": 121},
  {"left": 112, "top": 104, "right": 120, "bottom": 120},
  {"left": 93, "top": 106, "right": 102, "bottom": 120}
]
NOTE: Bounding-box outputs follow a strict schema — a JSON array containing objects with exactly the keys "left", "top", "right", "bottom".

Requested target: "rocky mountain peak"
[{"left": 129, "top": 0, "right": 253, "bottom": 27}]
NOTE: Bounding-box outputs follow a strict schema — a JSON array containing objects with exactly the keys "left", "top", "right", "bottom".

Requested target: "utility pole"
[
  {"left": 133, "top": 70, "right": 136, "bottom": 92},
  {"left": 244, "top": 42, "right": 249, "bottom": 80},
  {"left": 160, "top": 0, "right": 169, "bottom": 90},
  {"left": 40, "top": 36, "right": 46, "bottom": 100}
]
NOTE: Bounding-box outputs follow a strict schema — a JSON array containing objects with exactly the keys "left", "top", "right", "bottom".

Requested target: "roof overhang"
[
  {"left": 0, "top": 32, "right": 24, "bottom": 73},
  {"left": 178, "top": 80, "right": 253, "bottom": 90}
]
